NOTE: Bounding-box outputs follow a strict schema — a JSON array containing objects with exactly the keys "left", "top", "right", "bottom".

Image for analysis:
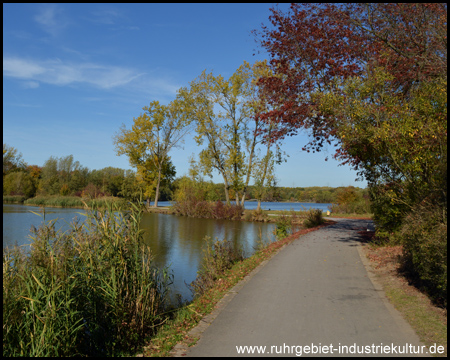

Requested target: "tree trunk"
[
  {"left": 241, "top": 125, "right": 258, "bottom": 209},
  {"left": 154, "top": 167, "right": 162, "bottom": 207},
  {"left": 223, "top": 178, "right": 230, "bottom": 204},
  {"left": 240, "top": 190, "right": 246, "bottom": 208}
]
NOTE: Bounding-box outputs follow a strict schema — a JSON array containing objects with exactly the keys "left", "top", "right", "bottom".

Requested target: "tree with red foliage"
[
  {"left": 253, "top": 3, "right": 447, "bottom": 168},
  {"left": 254, "top": 5, "right": 447, "bottom": 303}
]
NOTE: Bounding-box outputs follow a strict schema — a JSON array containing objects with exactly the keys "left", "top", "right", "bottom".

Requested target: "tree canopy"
[{"left": 113, "top": 99, "right": 191, "bottom": 207}]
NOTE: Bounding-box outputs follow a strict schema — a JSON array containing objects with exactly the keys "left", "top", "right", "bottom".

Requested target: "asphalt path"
[{"left": 183, "top": 218, "right": 427, "bottom": 357}]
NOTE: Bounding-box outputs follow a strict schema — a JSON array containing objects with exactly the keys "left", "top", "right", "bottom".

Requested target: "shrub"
[
  {"left": 190, "top": 237, "right": 244, "bottom": 297},
  {"left": 329, "top": 199, "right": 371, "bottom": 214},
  {"left": 244, "top": 209, "right": 269, "bottom": 222},
  {"left": 400, "top": 204, "right": 447, "bottom": 307},
  {"left": 274, "top": 213, "right": 292, "bottom": 239},
  {"left": 303, "top": 209, "right": 324, "bottom": 228},
  {"left": 211, "top": 201, "right": 243, "bottom": 220},
  {"left": 173, "top": 194, "right": 243, "bottom": 221}
]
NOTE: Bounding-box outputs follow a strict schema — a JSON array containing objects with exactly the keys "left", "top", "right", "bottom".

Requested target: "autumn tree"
[
  {"left": 135, "top": 157, "right": 176, "bottom": 202},
  {"left": 255, "top": 3, "right": 447, "bottom": 302},
  {"left": 251, "top": 149, "right": 276, "bottom": 210},
  {"left": 3, "top": 171, "right": 36, "bottom": 198},
  {"left": 113, "top": 99, "right": 191, "bottom": 207},
  {"left": 3, "top": 144, "right": 26, "bottom": 177},
  {"left": 179, "top": 60, "right": 281, "bottom": 206},
  {"left": 254, "top": 3, "right": 446, "bottom": 211}
]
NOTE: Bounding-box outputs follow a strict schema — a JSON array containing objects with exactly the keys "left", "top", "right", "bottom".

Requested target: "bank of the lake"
[
  {"left": 8, "top": 195, "right": 334, "bottom": 211},
  {"left": 139, "top": 222, "right": 334, "bottom": 357},
  {"left": 3, "top": 203, "right": 278, "bottom": 302}
]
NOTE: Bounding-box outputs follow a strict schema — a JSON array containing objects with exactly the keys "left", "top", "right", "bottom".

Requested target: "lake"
[
  {"left": 153, "top": 201, "right": 332, "bottom": 212},
  {"left": 3, "top": 201, "right": 331, "bottom": 301}
]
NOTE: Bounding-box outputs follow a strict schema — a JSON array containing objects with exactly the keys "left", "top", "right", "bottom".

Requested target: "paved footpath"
[{"left": 181, "top": 218, "right": 428, "bottom": 357}]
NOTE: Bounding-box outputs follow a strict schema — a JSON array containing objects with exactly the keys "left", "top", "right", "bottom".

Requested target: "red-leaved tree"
[{"left": 253, "top": 3, "right": 447, "bottom": 168}]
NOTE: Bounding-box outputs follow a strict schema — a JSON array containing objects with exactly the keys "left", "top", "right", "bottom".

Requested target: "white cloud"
[
  {"left": 3, "top": 56, "right": 180, "bottom": 96},
  {"left": 3, "top": 56, "right": 141, "bottom": 89},
  {"left": 3, "top": 57, "right": 46, "bottom": 78},
  {"left": 22, "top": 81, "right": 40, "bottom": 89},
  {"left": 34, "top": 4, "right": 68, "bottom": 36}
]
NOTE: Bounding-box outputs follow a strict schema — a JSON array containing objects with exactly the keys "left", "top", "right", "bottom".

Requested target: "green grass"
[
  {"left": 380, "top": 275, "right": 447, "bottom": 357},
  {"left": 3, "top": 195, "right": 27, "bottom": 203},
  {"left": 23, "top": 195, "right": 128, "bottom": 210}
]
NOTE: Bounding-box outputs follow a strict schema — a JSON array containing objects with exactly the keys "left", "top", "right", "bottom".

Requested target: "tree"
[
  {"left": 113, "top": 99, "right": 191, "bottom": 207},
  {"left": 39, "top": 156, "right": 60, "bottom": 195},
  {"left": 3, "top": 171, "right": 36, "bottom": 198},
  {"left": 3, "top": 144, "right": 26, "bottom": 177},
  {"left": 253, "top": 3, "right": 447, "bottom": 163},
  {"left": 119, "top": 170, "right": 144, "bottom": 202},
  {"left": 254, "top": 3, "right": 446, "bottom": 200},
  {"left": 179, "top": 60, "right": 280, "bottom": 206},
  {"left": 135, "top": 157, "right": 176, "bottom": 202},
  {"left": 88, "top": 167, "right": 125, "bottom": 197},
  {"left": 251, "top": 149, "right": 276, "bottom": 211},
  {"left": 314, "top": 67, "right": 446, "bottom": 216}
]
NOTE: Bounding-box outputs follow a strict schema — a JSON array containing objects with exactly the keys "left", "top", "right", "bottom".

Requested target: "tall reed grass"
[
  {"left": 3, "top": 201, "right": 172, "bottom": 356},
  {"left": 23, "top": 195, "right": 128, "bottom": 209},
  {"left": 3, "top": 195, "right": 27, "bottom": 203},
  {"left": 190, "top": 237, "right": 244, "bottom": 297}
]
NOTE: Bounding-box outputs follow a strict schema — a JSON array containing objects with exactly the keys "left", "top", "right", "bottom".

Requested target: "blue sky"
[{"left": 3, "top": 3, "right": 367, "bottom": 188}]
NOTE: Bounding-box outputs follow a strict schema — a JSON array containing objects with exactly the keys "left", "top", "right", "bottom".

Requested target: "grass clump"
[
  {"left": 3, "top": 195, "right": 27, "bottom": 203},
  {"left": 23, "top": 195, "right": 128, "bottom": 210},
  {"left": 24, "top": 195, "right": 84, "bottom": 207},
  {"left": 303, "top": 208, "right": 325, "bottom": 228},
  {"left": 190, "top": 237, "right": 244, "bottom": 297},
  {"left": 243, "top": 208, "right": 270, "bottom": 222},
  {"left": 3, "top": 201, "right": 172, "bottom": 357}
]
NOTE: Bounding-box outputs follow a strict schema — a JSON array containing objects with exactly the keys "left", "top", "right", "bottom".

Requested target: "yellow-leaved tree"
[
  {"left": 113, "top": 99, "right": 191, "bottom": 207},
  {"left": 178, "top": 60, "right": 281, "bottom": 206}
]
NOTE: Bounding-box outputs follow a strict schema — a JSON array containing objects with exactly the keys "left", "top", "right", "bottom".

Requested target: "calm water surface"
[
  {"left": 3, "top": 202, "right": 331, "bottom": 300},
  {"left": 3, "top": 204, "right": 286, "bottom": 301}
]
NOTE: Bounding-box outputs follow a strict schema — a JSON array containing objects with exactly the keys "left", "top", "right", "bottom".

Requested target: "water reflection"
[
  {"left": 139, "top": 213, "right": 276, "bottom": 301},
  {"left": 3, "top": 204, "right": 276, "bottom": 301}
]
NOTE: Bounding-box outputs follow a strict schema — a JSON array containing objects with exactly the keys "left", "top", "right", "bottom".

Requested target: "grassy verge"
[
  {"left": 3, "top": 195, "right": 27, "bottom": 203},
  {"left": 361, "top": 242, "right": 447, "bottom": 357},
  {"left": 23, "top": 195, "right": 129, "bottom": 210},
  {"left": 137, "top": 220, "right": 334, "bottom": 357}
]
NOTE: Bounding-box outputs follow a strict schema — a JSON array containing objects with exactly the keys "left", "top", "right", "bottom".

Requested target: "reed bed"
[
  {"left": 3, "top": 201, "right": 172, "bottom": 357},
  {"left": 3, "top": 195, "right": 27, "bottom": 203},
  {"left": 23, "top": 195, "right": 128, "bottom": 210}
]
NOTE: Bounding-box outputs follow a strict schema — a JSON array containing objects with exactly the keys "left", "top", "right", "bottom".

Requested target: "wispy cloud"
[
  {"left": 21, "top": 81, "right": 40, "bottom": 89},
  {"left": 3, "top": 56, "right": 142, "bottom": 89},
  {"left": 3, "top": 58, "right": 46, "bottom": 78},
  {"left": 34, "top": 4, "right": 68, "bottom": 36},
  {"left": 87, "top": 8, "right": 125, "bottom": 25},
  {"left": 3, "top": 56, "right": 181, "bottom": 97}
]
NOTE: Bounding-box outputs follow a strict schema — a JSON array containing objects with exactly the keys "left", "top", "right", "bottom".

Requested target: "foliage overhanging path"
[{"left": 184, "top": 218, "right": 425, "bottom": 357}]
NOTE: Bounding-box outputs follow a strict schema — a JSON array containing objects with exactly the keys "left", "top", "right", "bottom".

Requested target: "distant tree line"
[
  {"left": 3, "top": 143, "right": 367, "bottom": 206},
  {"left": 3, "top": 146, "right": 175, "bottom": 202}
]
